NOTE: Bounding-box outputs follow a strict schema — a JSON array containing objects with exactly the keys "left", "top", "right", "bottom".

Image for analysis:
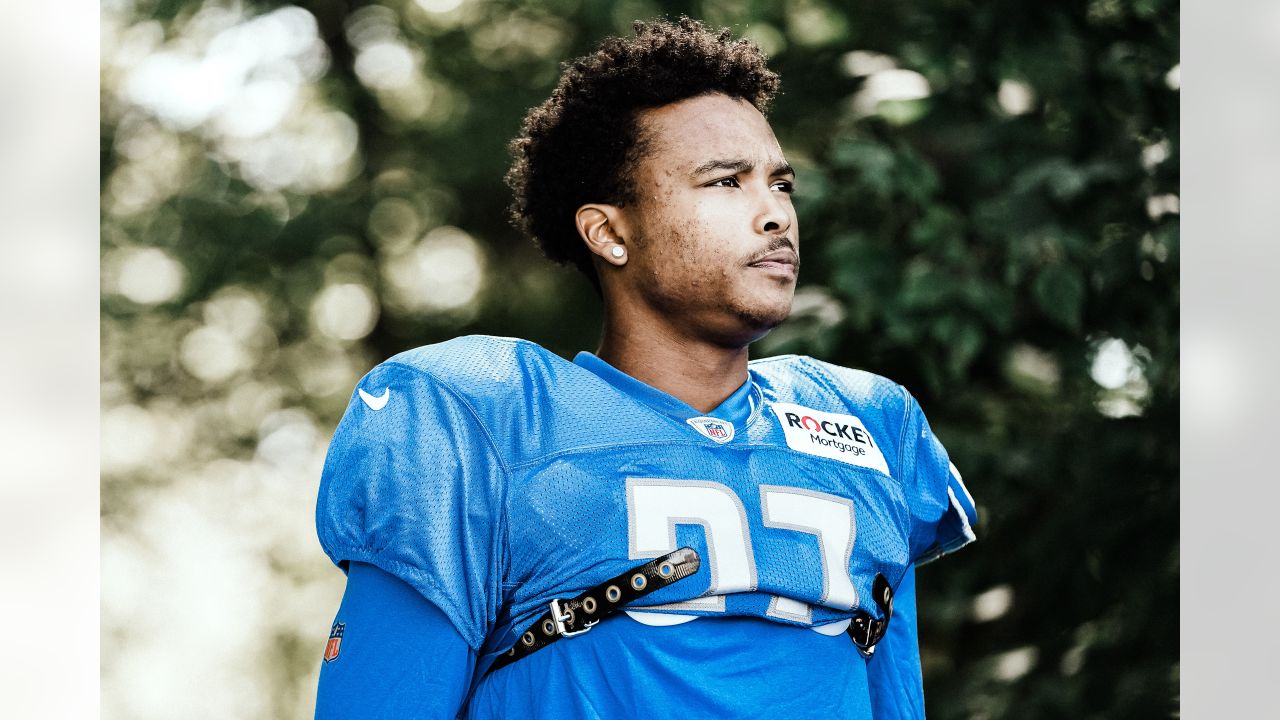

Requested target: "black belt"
[
  {"left": 488, "top": 550, "right": 895, "bottom": 672},
  {"left": 488, "top": 547, "right": 702, "bottom": 674}
]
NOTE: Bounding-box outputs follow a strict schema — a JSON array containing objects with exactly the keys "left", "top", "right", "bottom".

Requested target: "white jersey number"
[{"left": 624, "top": 478, "right": 858, "bottom": 631}]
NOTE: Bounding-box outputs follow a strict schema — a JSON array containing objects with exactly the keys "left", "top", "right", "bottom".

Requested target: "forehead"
[{"left": 635, "top": 93, "right": 784, "bottom": 174}]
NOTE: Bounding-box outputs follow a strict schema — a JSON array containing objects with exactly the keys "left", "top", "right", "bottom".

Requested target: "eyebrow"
[{"left": 690, "top": 158, "right": 795, "bottom": 178}]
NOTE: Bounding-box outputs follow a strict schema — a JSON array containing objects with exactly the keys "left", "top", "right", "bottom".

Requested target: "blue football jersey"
[{"left": 317, "top": 335, "right": 977, "bottom": 719}]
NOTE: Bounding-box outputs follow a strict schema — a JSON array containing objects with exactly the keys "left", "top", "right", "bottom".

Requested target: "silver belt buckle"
[{"left": 549, "top": 598, "right": 597, "bottom": 638}]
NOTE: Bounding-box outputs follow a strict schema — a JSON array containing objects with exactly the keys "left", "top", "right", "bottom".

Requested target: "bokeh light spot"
[
  {"left": 1146, "top": 194, "right": 1180, "bottom": 220},
  {"left": 997, "top": 79, "right": 1036, "bottom": 115},
  {"left": 312, "top": 283, "right": 380, "bottom": 341},
  {"left": 383, "top": 226, "right": 486, "bottom": 313},
  {"left": 256, "top": 409, "right": 320, "bottom": 466},
  {"left": 1091, "top": 338, "right": 1136, "bottom": 389},
  {"left": 850, "top": 69, "right": 931, "bottom": 117},
  {"left": 971, "top": 585, "right": 1015, "bottom": 623},
  {"left": 414, "top": 0, "right": 466, "bottom": 14},
  {"left": 1141, "top": 139, "right": 1170, "bottom": 170},
  {"left": 115, "top": 247, "right": 186, "bottom": 304},
  {"left": 1090, "top": 337, "right": 1152, "bottom": 417},
  {"left": 841, "top": 50, "right": 897, "bottom": 77},
  {"left": 1004, "top": 344, "right": 1061, "bottom": 397},
  {"left": 993, "top": 646, "right": 1039, "bottom": 682},
  {"left": 355, "top": 40, "right": 419, "bottom": 90},
  {"left": 180, "top": 325, "right": 251, "bottom": 383}
]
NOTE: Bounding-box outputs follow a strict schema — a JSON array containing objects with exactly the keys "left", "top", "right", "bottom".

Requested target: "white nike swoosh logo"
[{"left": 358, "top": 387, "right": 390, "bottom": 411}]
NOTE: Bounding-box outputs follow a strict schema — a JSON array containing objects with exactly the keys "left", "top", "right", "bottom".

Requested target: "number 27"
[{"left": 626, "top": 478, "right": 859, "bottom": 627}]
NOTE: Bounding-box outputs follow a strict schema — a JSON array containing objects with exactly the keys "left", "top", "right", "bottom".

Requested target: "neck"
[{"left": 596, "top": 312, "right": 751, "bottom": 415}]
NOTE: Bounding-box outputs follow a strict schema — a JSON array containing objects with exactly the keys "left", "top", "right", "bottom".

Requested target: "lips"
[{"left": 748, "top": 248, "right": 799, "bottom": 274}]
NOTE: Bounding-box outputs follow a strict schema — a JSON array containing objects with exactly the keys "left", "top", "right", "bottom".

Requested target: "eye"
[
  {"left": 772, "top": 180, "right": 796, "bottom": 194},
  {"left": 707, "top": 177, "right": 740, "bottom": 189}
]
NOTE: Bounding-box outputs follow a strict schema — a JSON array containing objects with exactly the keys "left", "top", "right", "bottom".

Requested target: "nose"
[{"left": 753, "top": 187, "right": 792, "bottom": 236}]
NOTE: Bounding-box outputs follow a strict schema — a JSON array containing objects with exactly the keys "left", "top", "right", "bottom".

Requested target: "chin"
[{"left": 728, "top": 295, "right": 794, "bottom": 344}]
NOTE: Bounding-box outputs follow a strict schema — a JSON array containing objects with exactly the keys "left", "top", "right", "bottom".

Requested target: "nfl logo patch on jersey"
[
  {"left": 769, "top": 403, "right": 890, "bottom": 475},
  {"left": 686, "top": 416, "right": 735, "bottom": 444},
  {"left": 324, "top": 621, "right": 345, "bottom": 663}
]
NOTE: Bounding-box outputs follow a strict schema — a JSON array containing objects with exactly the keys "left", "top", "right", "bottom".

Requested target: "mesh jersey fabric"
[{"left": 316, "top": 335, "right": 977, "bottom": 718}]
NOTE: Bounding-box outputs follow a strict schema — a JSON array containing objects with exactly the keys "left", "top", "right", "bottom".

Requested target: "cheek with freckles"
[
  {"left": 629, "top": 185, "right": 754, "bottom": 307},
  {"left": 663, "top": 221, "right": 732, "bottom": 293}
]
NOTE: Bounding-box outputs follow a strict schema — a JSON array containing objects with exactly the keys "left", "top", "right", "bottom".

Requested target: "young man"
[{"left": 314, "top": 18, "right": 976, "bottom": 720}]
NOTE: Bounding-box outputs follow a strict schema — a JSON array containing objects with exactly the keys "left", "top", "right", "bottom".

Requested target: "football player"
[{"left": 314, "top": 17, "right": 976, "bottom": 719}]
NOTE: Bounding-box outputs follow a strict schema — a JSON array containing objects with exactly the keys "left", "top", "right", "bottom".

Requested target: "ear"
[{"left": 575, "top": 203, "right": 630, "bottom": 266}]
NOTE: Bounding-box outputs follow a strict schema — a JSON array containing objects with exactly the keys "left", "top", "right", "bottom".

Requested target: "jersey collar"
[{"left": 572, "top": 351, "right": 761, "bottom": 435}]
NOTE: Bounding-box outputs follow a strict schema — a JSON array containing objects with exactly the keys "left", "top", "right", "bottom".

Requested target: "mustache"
[{"left": 746, "top": 237, "right": 799, "bottom": 267}]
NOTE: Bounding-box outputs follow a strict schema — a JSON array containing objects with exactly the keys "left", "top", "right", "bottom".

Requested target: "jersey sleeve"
[
  {"left": 316, "top": 362, "right": 507, "bottom": 651},
  {"left": 867, "top": 565, "right": 924, "bottom": 720},
  {"left": 898, "top": 392, "right": 978, "bottom": 565},
  {"left": 315, "top": 562, "right": 476, "bottom": 720}
]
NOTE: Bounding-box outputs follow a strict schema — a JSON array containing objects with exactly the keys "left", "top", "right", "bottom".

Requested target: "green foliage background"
[{"left": 101, "top": 0, "right": 1178, "bottom": 717}]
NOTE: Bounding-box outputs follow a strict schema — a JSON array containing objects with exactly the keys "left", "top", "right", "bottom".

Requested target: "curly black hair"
[{"left": 505, "top": 17, "right": 780, "bottom": 287}]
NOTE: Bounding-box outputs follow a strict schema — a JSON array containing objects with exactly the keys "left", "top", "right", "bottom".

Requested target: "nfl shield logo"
[
  {"left": 324, "top": 621, "right": 345, "bottom": 663},
  {"left": 686, "top": 416, "right": 735, "bottom": 444}
]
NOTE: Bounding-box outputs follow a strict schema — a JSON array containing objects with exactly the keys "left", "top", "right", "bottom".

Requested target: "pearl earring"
[{"left": 610, "top": 246, "right": 625, "bottom": 259}]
